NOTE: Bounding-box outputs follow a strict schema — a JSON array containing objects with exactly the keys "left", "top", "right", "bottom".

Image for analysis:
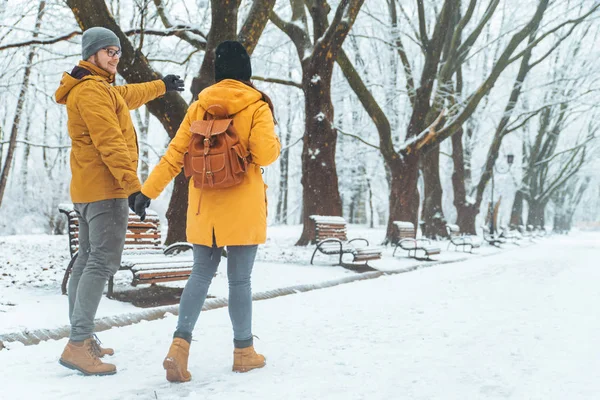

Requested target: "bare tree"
[
  {"left": 508, "top": 32, "right": 599, "bottom": 229},
  {"left": 335, "top": 0, "right": 580, "bottom": 242},
  {"left": 0, "top": 0, "right": 45, "bottom": 208},
  {"left": 513, "top": 106, "right": 592, "bottom": 228},
  {"left": 275, "top": 69, "right": 297, "bottom": 225},
  {"left": 552, "top": 176, "right": 591, "bottom": 233},
  {"left": 271, "top": 0, "right": 365, "bottom": 245}
]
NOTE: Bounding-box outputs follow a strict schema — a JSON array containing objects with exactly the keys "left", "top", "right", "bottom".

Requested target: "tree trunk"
[
  {"left": 276, "top": 135, "right": 291, "bottom": 224},
  {"left": 421, "top": 147, "right": 446, "bottom": 238},
  {"left": 456, "top": 205, "right": 478, "bottom": 235},
  {"left": 276, "top": 72, "right": 294, "bottom": 225},
  {"left": 382, "top": 88, "right": 430, "bottom": 243},
  {"left": 552, "top": 177, "right": 590, "bottom": 234},
  {"left": 384, "top": 156, "right": 419, "bottom": 244},
  {"left": 21, "top": 115, "right": 32, "bottom": 195},
  {"left": 552, "top": 212, "right": 568, "bottom": 234},
  {"left": 134, "top": 107, "right": 150, "bottom": 182},
  {"left": 451, "top": 127, "right": 477, "bottom": 234},
  {"left": 526, "top": 201, "right": 546, "bottom": 228},
  {"left": 0, "top": 0, "right": 45, "bottom": 208},
  {"left": 272, "top": 0, "right": 365, "bottom": 245},
  {"left": 367, "top": 178, "right": 374, "bottom": 228},
  {"left": 296, "top": 62, "right": 342, "bottom": 245},
  {"left": 0, "top": 126, "right": 3, "bottom": 167},
  {"left": 509, "top": 190, "right": 525, "bottom": 228}
]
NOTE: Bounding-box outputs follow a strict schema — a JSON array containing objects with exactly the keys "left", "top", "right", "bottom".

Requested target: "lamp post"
[{"left": 490, "top": 153, "right": 514, "bottom": 235}]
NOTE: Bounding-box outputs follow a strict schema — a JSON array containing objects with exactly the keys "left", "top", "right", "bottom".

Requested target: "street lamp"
[{"left": 489, "top": 153, "right": 514, "bottom": 235}]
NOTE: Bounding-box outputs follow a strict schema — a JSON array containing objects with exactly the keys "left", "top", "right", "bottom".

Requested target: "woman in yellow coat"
[{"left": 134, "top": 41, "right": 280, "bottom": 382}]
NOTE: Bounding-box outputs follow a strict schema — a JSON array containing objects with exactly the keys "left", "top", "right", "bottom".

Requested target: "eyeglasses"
[{"left": 102, "top": 48, "right": 122, "bottom": 58}]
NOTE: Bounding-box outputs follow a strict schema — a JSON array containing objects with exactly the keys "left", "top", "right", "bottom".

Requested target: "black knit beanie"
[{"left": 214, "top": 41, "right": 252, "bottom": 82}]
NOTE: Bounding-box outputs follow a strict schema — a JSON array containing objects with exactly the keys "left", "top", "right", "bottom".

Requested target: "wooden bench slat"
[
  {"left": 354, "top": 254, "right": 382, "bottom": 261},
  {"left": 133, "top": 274, "right": 193, "bottom": 286},
  {"left": 134, "top": 269, "right": 193, "bottom": 278}
]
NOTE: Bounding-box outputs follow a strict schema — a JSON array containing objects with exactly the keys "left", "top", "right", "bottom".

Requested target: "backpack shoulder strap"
[{"left": 203, "top": 104, "right": 229, "bottom": 120}]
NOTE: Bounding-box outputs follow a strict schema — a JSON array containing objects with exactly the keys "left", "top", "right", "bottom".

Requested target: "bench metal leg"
[
  {"left": 107, "top": 276, "right": 114, "bottom": 299},
  {"left": 310, "top": 248, "right": 319, "bottom": 265}
]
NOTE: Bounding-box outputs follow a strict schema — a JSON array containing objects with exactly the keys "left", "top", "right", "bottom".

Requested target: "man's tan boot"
[
  {"left": 232, "top": 345, "right": 266, "bottom": 373},
  {"left": 91, "top": 335, "right": 114, "bottom": 358},
  {"left": 59, "top": 338, "right": 117, "bottom": 376},
  {"left": 163, "top": 338, "right": 192, "bottom": 382}
]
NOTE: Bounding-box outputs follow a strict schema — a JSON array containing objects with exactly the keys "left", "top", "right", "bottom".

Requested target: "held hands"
[
  {"left": 128, "top": 191, "right": 140, "bottom": 212},
  {"left": 162, "top": 74, "right": 185, "bottom": 92},
  {"left": 134, "top": 192, "right": 152, "bottom": 221}
]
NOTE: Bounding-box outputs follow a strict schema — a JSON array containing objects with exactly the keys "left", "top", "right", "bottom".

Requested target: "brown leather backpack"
[{"left": 183, "top": 105, "right": 250, "bottom": 193}]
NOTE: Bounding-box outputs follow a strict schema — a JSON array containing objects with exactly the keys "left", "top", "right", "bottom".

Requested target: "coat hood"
[
  {"left": 198, "top": 79, "right": 263, "bottom": 116},
  {"left": 55, "top": 60, "right": 115, "bottom": 104}
]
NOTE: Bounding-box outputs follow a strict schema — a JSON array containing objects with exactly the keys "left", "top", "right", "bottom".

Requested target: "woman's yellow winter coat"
[
  {"left": 142, "top": 79, "right": 280, "bottom": 246},
  {"left": 55, "top": 61, "right": 166, "bottom": 203}
]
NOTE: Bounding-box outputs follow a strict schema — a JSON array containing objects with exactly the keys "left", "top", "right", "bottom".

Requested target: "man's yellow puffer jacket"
[
  {"left": 142, "top": 79, "right": 281, "bottom": 246},
  {"left": 55, "top": 60, "right": 166, "bottom": 203}
]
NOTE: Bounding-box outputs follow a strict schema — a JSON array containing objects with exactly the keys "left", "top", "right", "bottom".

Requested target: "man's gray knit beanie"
[{"left": 81, "top": 27, "right": 120, "bottom": 60}]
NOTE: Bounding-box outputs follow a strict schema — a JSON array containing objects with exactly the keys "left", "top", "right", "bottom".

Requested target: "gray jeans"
[
  {"left": 176, "top": 244, "right": 258, "bottom": 348},
  {"left": 68, "top": 199, "right": 129, "bottom": 341}
]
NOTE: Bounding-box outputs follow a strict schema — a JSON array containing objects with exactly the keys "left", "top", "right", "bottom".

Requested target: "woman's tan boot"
[
  {"left": 91, "top": 334, "right": 114, "bottom": 358},
  {"left": 232, "top": 345, "right": 266, "bottom": 373},
  {"left": 163, "top": 338, "right": 192, "bottom": 382},
  {"left": 59, "top": 338, "right": 116, "bottom": 376}
]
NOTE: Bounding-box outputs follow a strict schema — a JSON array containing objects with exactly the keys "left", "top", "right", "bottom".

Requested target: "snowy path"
[{"left": 1, "top": 233, "right": 599, "bottom": 399}]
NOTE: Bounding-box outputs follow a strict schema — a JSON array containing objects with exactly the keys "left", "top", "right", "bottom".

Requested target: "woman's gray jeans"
[{"left": 175, "top": 244, "right": 258, "bottom": 348}]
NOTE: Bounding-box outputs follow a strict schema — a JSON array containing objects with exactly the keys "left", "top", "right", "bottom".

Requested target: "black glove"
[
  {"left": 162, "top": 74, "right": 184, "bottom": 92},
  {"left": 128, "top": 191, "right": 140, "bottom": 212},
  {"left": 134, "top": 192, "right": 152, "bottom": 221}
]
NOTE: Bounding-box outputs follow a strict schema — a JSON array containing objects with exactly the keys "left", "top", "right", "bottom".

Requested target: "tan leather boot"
[
  {"left": 232, "top": 345, "right": 266, "bottom": 373},
  {"left": 59, "top": 338, "right": 117, "bottom": 376},
  {"left": 91, "top": 335, "right": 114, "bottom": 358},
  {"left": 163, "top": 338, "right": 192, "bottom": 382}
]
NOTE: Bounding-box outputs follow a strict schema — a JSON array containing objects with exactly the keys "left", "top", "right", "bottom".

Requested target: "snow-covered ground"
[
  {"left": 1, "top": 230, "right": 598, "bottom": 399},
  {"left": 0, "top": 224, "right": 496, "bottom": 334}
]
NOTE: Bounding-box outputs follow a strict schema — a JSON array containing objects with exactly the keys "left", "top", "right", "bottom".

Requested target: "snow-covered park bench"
[
  {"left": 517, "top": 225, "right": 537, "bottom": 241},
  {"left": 309, "top": 216, "right": 382, "bottom": 267},
  {"left": 499, "top": 225, "right": 521, "bottom": 245},
  {"left": 445, "top": 224, "right": 481, "bottom": 253},
  {"left": 58, "top": 204, "right": 194, "bottom": 298},
  {"left": 481, "top": 225, "right": 506, "bottom": 247},
  {"left": 392, "top": 221, "right": 441, "bottom": 261}
]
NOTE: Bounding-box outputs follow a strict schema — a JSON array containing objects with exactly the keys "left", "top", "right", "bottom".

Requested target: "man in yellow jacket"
[{"left": 54, "top": 26, "right": 184, "bottom": 376}]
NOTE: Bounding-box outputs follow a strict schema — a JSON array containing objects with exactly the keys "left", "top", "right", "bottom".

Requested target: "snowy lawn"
[
  {"left": 0, "top": 232, "right": 598, "bottom": 399},
  {"left": 2, "top": 224, "right": 512, "bottom": 335}
]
